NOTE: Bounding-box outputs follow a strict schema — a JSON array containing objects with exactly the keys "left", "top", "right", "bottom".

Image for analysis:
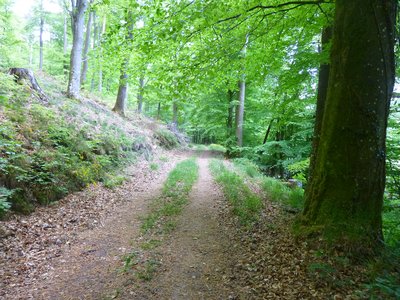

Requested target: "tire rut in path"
[
  {"left": 128, "top": 157, "right": 231, "bottom": 299},
  {"left": 24, "top": 154, "right": 185, "bottom": 300}
]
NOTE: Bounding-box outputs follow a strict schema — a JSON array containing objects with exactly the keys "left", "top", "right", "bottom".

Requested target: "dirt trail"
[
  {"left": 2, "top": 152, "right": 234, "bottom": 299},
  {"left": 123, "top": 156, "right": 232, "bottom": 299},
  {"left": 32, "top": 157, "right": 184, "bottom": 300},
  {"left": 1, "top": 151, "right": 366, "bottom": 299},
  {"left": 0, "top": 151, "right": 186, "bottom": 300}
]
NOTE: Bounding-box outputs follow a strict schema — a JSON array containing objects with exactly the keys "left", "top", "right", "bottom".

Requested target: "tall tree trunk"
[
  {"left": 80, "top": 9, "right": 93, "bottom": 87},
  {"left": 113, "top": 61, "right": 128, "bottom": 116},
  {"left": 39, "top": 16, "right": 44, "bottom": 70},
  {"left": 67, "top": 0, "right": 88, "bottom": 99},
  {"left": 236, "top": 80, "right": 245, "bottom": 146},
  {"left": 235, "top": 34, "right": 249, "bottom": 147},
  {"left": 63, "top": 14, "right": 68, "bottom": 77},
  {"left": 234, "top": 101, "right": 239, "bottom": 134},
  {"left": 157, "top": 102, "right": 161, "bottom": 120},
  {"left": 113, "top": 11, "right": 133, "bottom": 116},
  {"left": 137, "top": 76, "right": 144, "bottom": 113},
  {"left": 301, "top": 0, "right": 397, "bottom": 252},
  {"left": 172, "top": 101, "right": 178, "bottom": 128},
  {"left": 227, "top": 89, "right": 234, "bottom": 137},
  {"left": 90, "top": 12, "right": 97, "bottom": 92},
  {"left": 308, "top": 26, "right": 333, "bottom": 179},
  {"left": 98, "top": 15, "right": 106, "bottom": 93}
]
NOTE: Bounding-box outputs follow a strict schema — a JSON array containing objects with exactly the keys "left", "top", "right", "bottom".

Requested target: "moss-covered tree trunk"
[
  {"left": 301, "top": 0, "right": 397, "bottom": 252},
  {"left": 308, "top": 26, "right": 332, "bottom": 179}
]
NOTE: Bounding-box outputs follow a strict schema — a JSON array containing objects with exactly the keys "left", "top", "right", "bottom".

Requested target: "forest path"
[
  {"left": 0, "top": 151, "right": 188, "bottom": 300},
  {"left": 121, "top": 154, "right": 232, "bottom": 299},
  {"left": 1, "top": 151, "right": 366, "bottom": 299}
]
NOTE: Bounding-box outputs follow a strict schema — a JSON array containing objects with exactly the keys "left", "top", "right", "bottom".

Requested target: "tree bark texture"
[
  {"left": 113, "top": 11, "right": 133, "bottom": 117},
  {"left": 227, "top": 89, "right": 234, "bottom": 138},
  {"left": 98, "top": 15, "right": 106, "bottom": 93},
  {"left": 308, "top": 26, "right": 332, "bottom": 179},
  {"left": 63, "top": 14, "right": 68, "bottom": 76},
  {"left": 302, "top": 0, "right": 397, "bottom": 250},
  {"left": 236, "top": 34, "right": 249, "bottom": 147},
  {"left": 236, "top": 80, "right": 245, "bottom": 146},
  {"left": 113, "top": 64, "right": 128, "bottom": 117},
  {"left": 90, "top": 12, "right": 97, "bottom": 92},
  {"left": 39, "top": 16, "right": 44, "bottom": 70},
  {"left": 137, "top": 77, "right": 144, "bottom": 113},
  {"left": 9, "top": 68, "right": 47, "bottom": 101},
  {"left": 80, "top": 9, "right": 93, "bottom": 87},
  {"left": 67, "top": 0, "right": 88, "bottom": 99}
]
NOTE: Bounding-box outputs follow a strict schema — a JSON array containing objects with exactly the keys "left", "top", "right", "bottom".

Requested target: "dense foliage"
[
  {"left": 0, "top": 0, "right": 399, "bottom": 295},
  {"left": 0, "top": 72, "right": 141, "bottom": 213}
]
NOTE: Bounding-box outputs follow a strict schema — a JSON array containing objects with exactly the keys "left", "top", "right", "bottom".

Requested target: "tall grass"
[
  {"left": 261, "top": 177, "right": 304, "bottom": 210},
  {"left": 209, "top": 159, "right": 262, "bottom": 226},
  {"left": 232, "top": 157, "right": 305, "bottom": 210}
]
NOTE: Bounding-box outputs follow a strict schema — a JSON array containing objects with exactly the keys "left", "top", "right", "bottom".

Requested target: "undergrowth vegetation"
[
  {"left": 154, "top": 129, "right": 179, "bottom": 150},
  {"left": 233, "top": 158, "right": 304, "bottom": 211},
  {"left": 367, "top": 199, "right": 400, "bottom": 298},
  {"left": 233, "top": 154, "right": 399, "bottom": 298},
  {"left": 261, "top": 178, "right": 304, "bottom": 210},
  {"left": 209, "top": 159, "right": 262, "bottom": 226},
  {"left": 0, "top": 73, "right": 146, "bottom": 215},
  {"left": 190, "top": 143, "right": 226, "bottom": 155}
]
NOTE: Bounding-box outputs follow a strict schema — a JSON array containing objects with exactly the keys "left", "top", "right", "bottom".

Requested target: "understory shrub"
[
  {"left": 0, "top": 82, "right": 138, "bottom": 213},
  {"left": 208, "top": 144, "right": 226, "bottom": 153},
  {"left": 154, "top": 129, "right": 179, "bottom": 149},
  {"left": 0, "top": 187, "right": 12, "bottom": 218}
]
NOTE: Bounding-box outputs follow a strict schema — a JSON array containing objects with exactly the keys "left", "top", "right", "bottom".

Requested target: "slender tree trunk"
[
  {"left": 80, "top": 10, "right": 93, "bottom": 87},
  {"left": 90, "top": 12, "right": 97, "bottom": 92},
  {"left": 39, "top": 16, "right": 44, "bottom": 70},
  {"left": 63, "top": 14, "right": 68, "bottom": 77},
  {"left": 113, "top": 11, "right": 133, "bottom": 116},
  {"left": 137, "top": 76, "right": 144, "bottom": 113},
  {"left": 113, "top": 61, "right": 128, "bottom": 116},
  {"left": 172, "top": 101, "right": 178, "bottom": 128},
  {"left": 235, "top": 101, "right": 239, "bottom": 133},
  {"left": 157, "top": 102, "right": 161, "bottom": 120},
  {"left": 98, "top": 15, "right": 106, "bottom": 93},
  {"left": 263, "top": 118, "right": 275, "bottom": 144},
  {"left": 227, "top": 89, "right": 234, "bottom": 137},
  {"left": 67, "top": 0, "right": 88, "bottom": 99},
  {"left": 236, "top": 80, "right": 245, "bottom": 146},
  {"left": 301, "top": 0, "right": 397, "bottom": 252},
  {"left": 235, "top": 34, "right": 249, "bottom": 147}
]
